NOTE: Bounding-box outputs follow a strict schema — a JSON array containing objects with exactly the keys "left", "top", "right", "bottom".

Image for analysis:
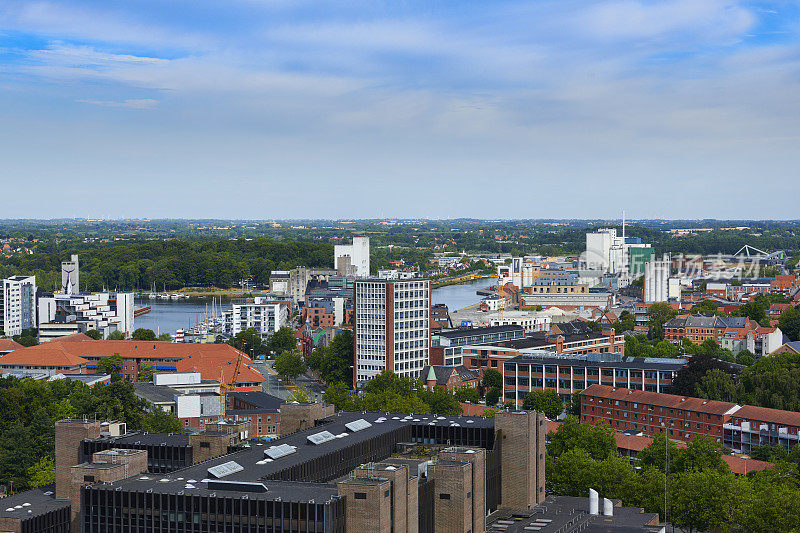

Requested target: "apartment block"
[
  {"left": 580, "top": 385, "right": 738, "bottom": 443},
  {"left": 0, "top": 275, "right": 37, "bottom": 336},
  {"left": 224, "top": 296, "right": 289, "bottom": 339},
  {"left": 354, "top": 278, "right": 430, "bottom": 385}
]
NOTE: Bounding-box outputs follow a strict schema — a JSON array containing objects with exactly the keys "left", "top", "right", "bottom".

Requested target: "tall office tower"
[
  {"left": 644, "top": 257, "right": 671, "bottom": 303},
  {"left": 0, "top": 275, "right": 37, "bottom": 336},
  {"left": 61, "top": 254, "right": 79, "bottom": 294},
  {"left": 353, "top": 278, "right": 430, "bottom": 386},
  {"left": 335, "top": 236, "right": 370, "bottom": 277}
]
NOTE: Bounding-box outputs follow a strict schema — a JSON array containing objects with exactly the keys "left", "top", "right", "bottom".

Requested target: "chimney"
[
  {"left": 589, "top": 489, "right": 599, "bottom": 515},
  {"left": 603, "top": 498, "right": 613, "bottom": 516}
]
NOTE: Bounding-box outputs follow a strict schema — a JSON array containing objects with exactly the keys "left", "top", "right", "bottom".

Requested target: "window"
[
  {"left": 439, "top": 493, "right": 451, "bottom": 500},
  {"left": 354, "top": 492, "right": 367, "bottom": 500},
  {"left": 84, "top": 475, "right": 95, "bottom": 482}
]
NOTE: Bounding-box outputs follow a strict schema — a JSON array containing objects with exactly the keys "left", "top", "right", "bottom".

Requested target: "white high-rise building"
[
  {"left": 335, "top": 237, "right": 370, "bottom": 277},
  {"left": 61, "top": 254, "right": 79, "bottom": 294},
  {"left": 644, "top": 258, "right": 671, "bottom": 303},
  {"left": 37, "top": 291, "right": 134, "bottom": 341},
  {"left": 354, "top": 278, "right": 430, "bottom": 386},
  {"left": 0, "top": 275, "right": 37, "bottom": 336},
  {"left": 224, "top": 297, "right": 289, "bottom": 339}
]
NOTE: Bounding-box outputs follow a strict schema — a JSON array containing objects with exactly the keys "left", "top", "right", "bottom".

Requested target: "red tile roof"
[
  {"left": 54, "top": 332, "right": 96, "bottom": 342},
  {"left": 0, "top": 339, "right": 24, "bottom": 352},
  {"left": 1, "top": 340, "right": 264, "bottom": 385},
  {"left": 730, "top": 404, "right": 800, "bottom": 428},
  {"left": 581, "top": 384, "right": 738, "bottom": 415}
]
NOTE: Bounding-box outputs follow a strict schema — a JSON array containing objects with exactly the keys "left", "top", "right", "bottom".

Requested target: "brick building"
[
  {"left": 580, "top": 385, "right": 739, "bottom": 443},
  {"left": 421, "top": 365, "right": 480, "bottom": 391},
  {"left": 225, "top": 390, "right": 284, "bottom": 437}
]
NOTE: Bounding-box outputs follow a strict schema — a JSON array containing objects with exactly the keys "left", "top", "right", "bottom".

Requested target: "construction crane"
[{"left": 219, "top": 350, "right": 244, "bottom": 419}]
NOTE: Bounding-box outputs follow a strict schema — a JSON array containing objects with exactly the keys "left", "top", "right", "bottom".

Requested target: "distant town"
[{"left": 1, "top": 218, "right": 800, "bottom": 532}]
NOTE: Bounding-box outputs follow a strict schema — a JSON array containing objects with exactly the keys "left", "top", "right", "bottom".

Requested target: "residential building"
[
  {"left": 663, "top": 315, "right": 782, "bottom": 355},
  {"left": 38, "top": 291, "right": 134, "bottom": 341},
  {"left": 335, "top": 236, "right": 370, "bottom": 277},
  {"left": 0, "top": 338, "right": 23, "bottom": 356},
  {"left": 224, "top": 297, "right": 289, "bottom": 339},
  {"left": 0, "top": 274, "right": 36, "bottom": 336},
  {"left": 580, "top": 385, "right": 738, "bottom": 443},
  {"left": 488, "top": 310, "right": 551, "bottom": 333},
  {"left": 724, "top": 404, "right": 800, "bottom": 454},
  {"left": 225, "top": 390, "right": 283, "bottom": 437},
  {"left": 422, "top": 364, "right": 480, "bottom": 390},
  {"left": 503, "top": 353, "right": 686, "bottom": 405},
  {"left": 353, "top": 278, "right": 430, "bottom": 385},
  {"left": 771, "top": 274, "right": 799, "bottom": 295},
  {"left": 134, "top": 375, "right": 223, "bottom": 432},
  {"left": 769, "top": 340, "right": 800, "bottom": 356},
  {"left": 430, "top": 303, "right": 452, "bottom": 330},
  {"left": 430, "top": 324, "right": 524, "bottom": 366}
]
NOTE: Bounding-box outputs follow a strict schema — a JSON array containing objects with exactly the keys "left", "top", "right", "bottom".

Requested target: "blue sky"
[{"left": 1, "top": 0, "right": 798, "bottom": 220}]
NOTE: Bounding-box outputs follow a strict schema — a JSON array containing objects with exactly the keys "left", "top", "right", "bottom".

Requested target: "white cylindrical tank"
[
  {"left": 589, "top": 488, "right": 599, "bottom": 515},
  {"left": 603, "top": 498, "right": 613, "bottom": 516}
]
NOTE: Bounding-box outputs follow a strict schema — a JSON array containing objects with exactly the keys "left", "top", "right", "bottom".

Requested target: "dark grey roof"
[
  {"left": 88, "top": 431, "right": 190, "bottom": 447},
  {"left": 437, "top": 325, "right": 523, "bottom": 339},
  {"left": 228, "top": 391, "right": 283, "bottom": 411},
  {"left": 506, "top": 352, "right": 687, "bottom": 371},
  {"left": 420, "top": 365, "right": 480, "bottom": 386},
  {"left": 488, "top": 495, "right": 661, "bottom": 532},
  {"left": 0, "top": 486, "right": 70, "bottom": 519},
  {"left": 134, "top": 382, "right": 177, "bottom": 405},
  {"left": 99, "top": 411, "right": 493, "bottom": 497}
]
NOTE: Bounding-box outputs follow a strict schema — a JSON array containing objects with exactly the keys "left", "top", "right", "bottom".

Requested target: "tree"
[
  {"left": 287, "top": 386, "right": 313, "bottom": 403},
  {"left": 229, "top": 327, "right": 267, "bottom": 357},
  {"left": 97, "top": 353, "right": 124, "bottom": 381},
  {"left": 482, "top": 368, "right": 502, "bottom": 389},
  {"left": 274, "top": 350, "right": 307, "bottom": 380},
  {"left": 323, "top": 382, "right": 358, "bottom": 411},
  {"left": 668, "top": 353, "right": 733, "bottom": 397},
  {"left": 131, "top": 328, "right": 157, "bottom": 341},
  {"left": 779, "top": 307, "right": 800, "bottom": 342},
  {"left": 143, "top": 408, "right": 183, "bottom": 434},
  {"left": 669, "top": 469, "right": 743, "bottom": 533},
  {"left": 647, "top": 303, "right": 677, "bottom": 340},
  {"left": 522, "top": 389, "right": 563, "bottom": 419},
  {"left": 83, "top": 329, "right": 103, "bottom": 340},
  {"left": 138, "top": 363, "right": 156, "bottom": 382},
  {"left": 27, "top": 456, "right": 55, "bottom": 488},
  {"left": 453, "top": 385, "right": 479, "bottom": 404},
  {"left": 547, "top": 416, "right": 617, "bottom": 460},
  {"left": 107, "top": 330, "right": 125, "bottom": 340},
  {"left": 267, "top": 327, "right": 297, "bottom": 355},
  {"left": 12, "top": 328, "right": 38, "bottom": 347},
  {"left": 317, "top": 331, "right": 354, "bottom": 387},
  {"left": 736, "top": 349, "right": 756, "bottom": 366},
  {"left": 485, "top": 387, "right": 501, "bottom": 407},
  {"left": 566, "top": 391, "right": 581, "bottom": 416},
  {"left": 157, "top": 333, "right": 172, "bottom": 342}
]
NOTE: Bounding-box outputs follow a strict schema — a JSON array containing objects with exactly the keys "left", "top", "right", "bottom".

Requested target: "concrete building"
[
  {"left": 354, "top": 278, "right": 430, "bottom": 385},
  {"left": 503, "top": 352, "right": 687, "bottom": 405},
  {"left": 38, "top": 291, "right": 134, "bottom": 341},
  {"left": 644, "top": 258, "right": 670, "bottom": 303},
  {"left": 335, "top": 236, "right": 370, "bottom": 277},
  {"left": 0, "top": 274, "right": 37, "bottom": 336},
  {"left": 224, "top": 297, "right": 289, "bottom": 339},
  {"left": 61, "top": 254, "right": 79, "bottom": 295},
  {"left": 430, "top": 325, "right": 525, "bottom": 367}
]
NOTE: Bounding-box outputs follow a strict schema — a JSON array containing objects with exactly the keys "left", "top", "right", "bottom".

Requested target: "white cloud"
[{"left": 76, "top": 98, "right": 158, "bottom": 109}]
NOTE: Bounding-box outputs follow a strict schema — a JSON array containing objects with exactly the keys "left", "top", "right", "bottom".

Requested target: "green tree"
[
  {"left": 107, "top": 330, "right": 125, "bottom": 340},
  {"left": 229, "top": 327, "right": 267, "bottom": 357},
  {"left": 138, "top": 363, "right": 156, "bottom": 382},
  {"left": 735, "top": 348, "right": 756, "bottom": 366},
  {"left": 287, "top": 385, "right": 313, "bottom": 403},
  {"left": 97, "top": 353, "right": 124, "bottom": 381},
  {"left": 318, "top": 331, "right": 354, "bottom": 387},
  {"left": 323, "top": 381, "right": 358, "bottom": 411},
  {"left": 274, "top": 350, "right": 307, "bottom": 380},
  {"left": 647, "top": 303, "right": 678, "bottom": 340},
  {"left": 157, "top": 333, "right": 172, "bottom": 342},
  {"left": 522, "top": 389, "right": 563, "bottom": 419},
  {"left": 131, "top": 328, "right": 157, "bottom": 341},
  {"left": 482, "top": 368, "right": 502, "bottom": 389},
  {"left": 670, "top": 469, "right": 743, "bottom": 533},
  {"left": 485, "top": 387, "right": 501, "bottom": 407},
  {"left": 27, "top": 456, "right": 55, "bottom": 488},
  {"left": 143, "top": 408, "right": 183, "bottom": 434},
  {"left": 547, "top": 416, "right": 617, "bottom": 460},
  {"left": 566, "top": 391, "right": 581, "bottom": 416},
  {"left": 83, "top": 329, "right": 103, "bottom": 340},
  {"left": 267, "top": 327, "right": 297, "bottom": 355},
  {"left": 779, "top": 307, "right": 800, "bottom": 342},
  {"left": 453, "top": 386, "right": 479, "bottom": 404}
]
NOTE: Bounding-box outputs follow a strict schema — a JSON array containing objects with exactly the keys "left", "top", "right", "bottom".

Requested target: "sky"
[{"left": 0, "top": 0, "right": 798, "bottom": 220}]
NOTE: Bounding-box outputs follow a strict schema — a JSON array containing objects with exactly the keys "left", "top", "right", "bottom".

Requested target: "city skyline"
[{"left": 1, "top": 0, "right": 798, "bottom": 219}]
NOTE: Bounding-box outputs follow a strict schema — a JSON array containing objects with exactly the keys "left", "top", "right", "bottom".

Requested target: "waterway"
[{"left": 135, "top": 277, "right": 496, "bottom": 335}]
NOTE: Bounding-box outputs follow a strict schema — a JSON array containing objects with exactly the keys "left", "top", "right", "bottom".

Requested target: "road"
[{"left": 253, "top": 360, "right": 326, "bottom": 402}]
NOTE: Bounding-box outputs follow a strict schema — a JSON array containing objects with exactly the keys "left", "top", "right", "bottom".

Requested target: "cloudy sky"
[{"left": 0, "top": 1, "right": 798, "bottom": 220}]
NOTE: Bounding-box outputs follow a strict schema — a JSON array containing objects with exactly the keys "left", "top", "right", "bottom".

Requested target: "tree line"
[
  {"left": 0, "top": 238, "right": 333, "bottom": 291},
  {"left": 547, "top": 416, "right": 800, "bottom": 532}
]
